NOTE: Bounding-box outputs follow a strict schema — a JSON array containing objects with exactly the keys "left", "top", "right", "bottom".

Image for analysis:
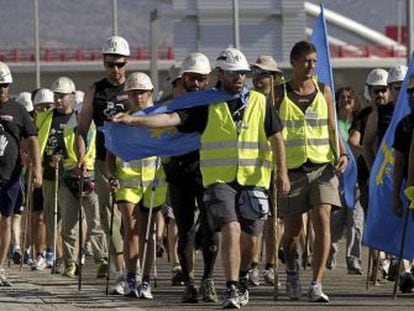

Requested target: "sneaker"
[
  {"left": 80, "top": 254, "right": 86, "bottom": 266},
  {"left": 124, "top": 275, "right": 139, "bottom": 298},
  {"left": 171, "top": 265, "right": 184, "bottom": 286},
  {"left": 12, "top": 247, "right": 22, "bottom": 265},
  {"left": 0, "top": 269, "right": 12, "bottom": 286},
  {"left": 399, "top": 272, "right": 414, "bottom": 293},
  {"left": 111, "top": 272, "right": 126, "bottom": 295},
  {"left": 182, "top": 284, "right": 198, "bottom": 303},
  {"left": 139, "top": 281, "right": 153, "bottom": 299},
  {"left": 23, "top": 249, "right": 33, "bottom": 266},
  {"left": 308, "top": 283, "right": 329, "bottom": 302},
  {"left": 45, "top": 251, "right": 53, "bottom": 268},
  {"left": 199, "top": 278, "right": 218, "bottom": 302},
  {"left": 263, "top": 268, "right": 275, "bottom": 285},
  {"left": 286, "top": 268, "right": 301, "bottom": 300},
  {"left": 31, "top": 255, "right": 47, "bottom": 271},
  {"left": 52, "top": 257, "right": 64, "bottom": 274},
  {"left": 381, "top": 259, "right": 390, "bottom": 280},
  {"left": 326, "top": 254, "right": 336, "bottom": 270},
  {"left": 62, "top": 262, "right": 77, "bottom": 278},
  {"left": 96, "top": 258, "right": 108, "bottom": 278},
  {"left": 222, "top": 284, "right": 240, "bottom": 309},
  {"left": 347, "top": 256, "right": 363, "bottom": 275},
  {"left": 248, "top": 266, "right": 260, "bottom": 286},
  {"left": 238, "top": 278, "right": 249, "bottom": 306}
]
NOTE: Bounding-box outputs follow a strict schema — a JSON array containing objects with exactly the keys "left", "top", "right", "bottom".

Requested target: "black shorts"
[
  {"left": 203, "top": 182, "right": 265, "bottom": 236},
  {"left": 32, "top": 187, "right": 44, "bottom": 212},
  {"left": 0, "top": 178, "right": 23, "bottom": 217}
]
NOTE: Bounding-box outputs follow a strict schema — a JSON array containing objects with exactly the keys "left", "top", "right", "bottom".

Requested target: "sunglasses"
[
  {"left": 373, "top": 88, "right": 388, "bottom": 95},
  {"left": 105, "top": 61, "right": 126, "bottom": 69},
  {"left": 252, "top": 68, "right": 271, "bottom": 77},
  {"left": 225, "top": 70, "right": 249, "bottom": 77},
  {"left": 0, "top": 84, "right": 9, "bottom": 88},
  {"left": 184, "top": 73, "right": 209, "bottom": 82}
]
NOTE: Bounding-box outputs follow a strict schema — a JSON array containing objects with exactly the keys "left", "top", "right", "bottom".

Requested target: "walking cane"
[
  {"left": 52, "top": 159, "right": 60, "bottom": 274},
  {"left": 392, "top": 204, "right": 411, "bottom": 299},
  {"left": 105, "top": 191, "right": 116, "bottom": 295},
  {"left": 153, "top": 222, "right": 158, "bottom": 288},
  {"left": 272, "top": 172, "right": 279, "bottom": 300},
  {"left": 20, "top": 166, "right": 33, "bottom": 271},
  {"left": 302, "top": 213, "right": 311, "bottom": 270},
  {"left": 141, "top": 157, "right": 160, "bottom": 284},
  {"left": 78, "top": 173, "right": 84, "bottom": 291},
  {"left": 366, "top": 248, "right": 373, "bottom": 290}
]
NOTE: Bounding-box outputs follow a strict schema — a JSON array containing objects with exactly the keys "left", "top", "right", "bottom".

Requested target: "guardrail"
[
  {"left": 0, "top": 46, "right": 175, "bottom": 63},
  {"left": 0, "top": 44, "right": 407, "bottom": 63}
]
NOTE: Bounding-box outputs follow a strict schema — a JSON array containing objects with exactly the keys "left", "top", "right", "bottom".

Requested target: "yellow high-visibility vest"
[
  {"left": 200, "top": 90, "right": 273, "bottom": 189},
  {"left": 279, "top": 81, "right": 334, "bottom": 169}
]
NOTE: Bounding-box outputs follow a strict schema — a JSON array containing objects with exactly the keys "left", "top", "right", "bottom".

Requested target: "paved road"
[{"left": 1, "top": 243, "right": 413, "bottom": 311}]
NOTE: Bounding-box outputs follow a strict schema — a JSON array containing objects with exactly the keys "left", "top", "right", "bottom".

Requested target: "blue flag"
[
  {"left": 100, "top": 88, "right": 234, "bottom": 161},
  {"left": 362, "top": 56, "right": 414, "bottom": 260},
  {"left": 310, "top": 3, "right": 358, "bottom": 209}
]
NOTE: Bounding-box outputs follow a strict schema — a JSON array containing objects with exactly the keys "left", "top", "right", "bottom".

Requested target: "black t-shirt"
[
  {"left": 176, "top": 92, "right": 282, "bottom": 137},
  {"left": 350, "top": 106, "right": 372, "bottom": 140},
  {"left": 42, "top": 111, "right": 73, "bottom": 180},
  {"left": 92, "top": 78, "right": 129, "bottom": 161},
  {"left": 393, "top": 113, "right": 414, "bottom": 179},
  {"left": 378, "top": 102, "right": 394, "bottom": 143},
  {"left": 0, "top": 99, "right": 37, "bottom": 180}
]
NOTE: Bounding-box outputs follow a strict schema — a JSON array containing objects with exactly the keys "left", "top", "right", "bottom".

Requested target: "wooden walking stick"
[
  {"left": 392, "top": 204, "right": 411, "bottom": 299},
  {"left": 52, "top": 158, "right": 60, "bottom": 274},
  {"left": 20, "top": 165, "right": 33, "bottom": 271},
  {"left": 78, "top": 173, "right": 84, "bottom": 291},
  {"left": 366, "top": 248, "right": 373, "bottom": 290},
  {"left": 153, "top": 222, "right": 158, "bottom": 288},
  {"left": 105, "top": 191, "right": 116, "bottom": 295}
]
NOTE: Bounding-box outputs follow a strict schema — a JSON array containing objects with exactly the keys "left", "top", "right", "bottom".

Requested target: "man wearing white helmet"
[
  {"left": 0, "top": 61, "right": 42, "bottom": 286},
  {"left": 161, "top": 53, "right": 219, "bottom": 303},
  {"left": 362, "top": 68, "right": 391, "bottom": 169},
  {"left": 112, "top": 47, "right": 290, "bottom": 309},
  {"left": 16, "top": 92, "right": 34, "bottom": 116},
  {"left": 75, "top": 35, "right": 130, "bottom": 294},
  {"left": 33, "top": 88, "right": 55, "bottom": 112},
  {"left": 106, "top": 72, "right": 167, "bottom": 299}
]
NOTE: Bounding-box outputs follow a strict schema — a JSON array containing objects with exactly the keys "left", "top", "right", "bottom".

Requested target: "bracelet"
[{"left": 340, "top": 153, "right": 350, "bottom": 160}]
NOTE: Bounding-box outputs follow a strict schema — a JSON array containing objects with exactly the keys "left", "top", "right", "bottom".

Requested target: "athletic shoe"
[
  {"left": 23, "top": 249, "right": 33, "bottom": 266},
  {"left": 12, "top": 247, "right": 22, "bottom": 265},
  {"left": 31, "top": 255, "right": 47, "bottom": 271},
  {"left": 171, "top": 265, "right": 184, "bottom": 286},
  {"left": 96, "top": 258, "right": 108, "bottom": 278},
  {"left": 222, "top": 284, "right": 240, "bottom": 309},
  {"left": 347, "top": 256, "right": 363, "bottom": 275},
  {"left": 62, "top": 262, "right": 77, "bottom": 278},
  {"left": 124, "top": 275, "right": 139, "bottom": 298},
  {"left": 51, "top": 257, "right": 64, "bottom": 274},
  {"left": 111, "top": 272, "right": 126, "bottom": 295},
  {"left": 139, "top": 281, "right": 153, "bottom": 299},
  {"left": 199, "top": 278, "right": 218, "bottom": 302},
  {"left": 286, "top": 267, "right": 301, "bottom": 300},
  {"left": 263, "top": 268, "right": 275, "bottom": 285},
  {"left": 182, "top": 284, "right": 198, "bottom": 303},
  {"left": 238, "top": 278, "right": 249, "bottom": 306},
  {"left": 0, "top": 269, "right": 12, "bottom": 286},
  {"left": 248, "top": 266, "right": 260, "bottom": 286},
  {"left": 45, "top": 251, "right": 53, "bottom": 268},
  {"left": 399, "top": 272, "right": 414, "bottom": 293},
  {"left": 308, "top": 283, "right": 329, "bottom": 302}
]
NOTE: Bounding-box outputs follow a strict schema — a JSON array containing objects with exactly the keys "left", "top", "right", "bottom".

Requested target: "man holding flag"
[
  {"left": 274, "top": 39, "right": 347, "bottom": 303},
  {"left": 111, "top": 47, "right": 290, "bottom": 309}
]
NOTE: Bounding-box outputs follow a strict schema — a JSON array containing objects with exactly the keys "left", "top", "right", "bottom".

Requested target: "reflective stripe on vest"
[
  {"left": 119, "top": 177, "right": 167, "bottom": 188},
  {"left": 200, "top": 90, "right": 273, "bottom": 189},
  {"left": 279, "top": 81, "right": 334, "bottom": 169}
]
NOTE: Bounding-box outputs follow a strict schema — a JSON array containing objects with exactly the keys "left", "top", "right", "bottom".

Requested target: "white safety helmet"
[
  {"left": 167, "top": 62, "right": 182, "bottom": 84},
  {"left": 387, "top": 64, "right": 408, "bottom": 84},
  {"left": 125, "top": 72, "right": 154, "bottom": 92},
  {"left": 51, "top": 77, "right": 76, "bottom": 94},
  {"left": 182, "top": 52, "right": 211, "bottom": 75},
  {"left": 0, "top": 62, "right": 12, "bottom": 84},
  {"left": 215, "top": 47, "right": 250, "bottom": 71},
  {"left": 34, "top": 88, "right": 54, "bottom": 105},
  {"left": 102, "top": 35, "right": 130, "bottom": 57},
  {"left": 16, "top": 92, "right": 33, "bottom": 112},
  {"left": 366, "top": 68, "right": 388, "bottom": 87}
]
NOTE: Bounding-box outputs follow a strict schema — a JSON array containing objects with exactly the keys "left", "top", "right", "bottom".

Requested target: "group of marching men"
[{"left": 0, "top": 34, "right": 413, "bottom": 309}]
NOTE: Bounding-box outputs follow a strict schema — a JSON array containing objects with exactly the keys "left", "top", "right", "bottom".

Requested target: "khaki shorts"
[{"left": 279, "top": 164, "right": 342, "bottom": 217}]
